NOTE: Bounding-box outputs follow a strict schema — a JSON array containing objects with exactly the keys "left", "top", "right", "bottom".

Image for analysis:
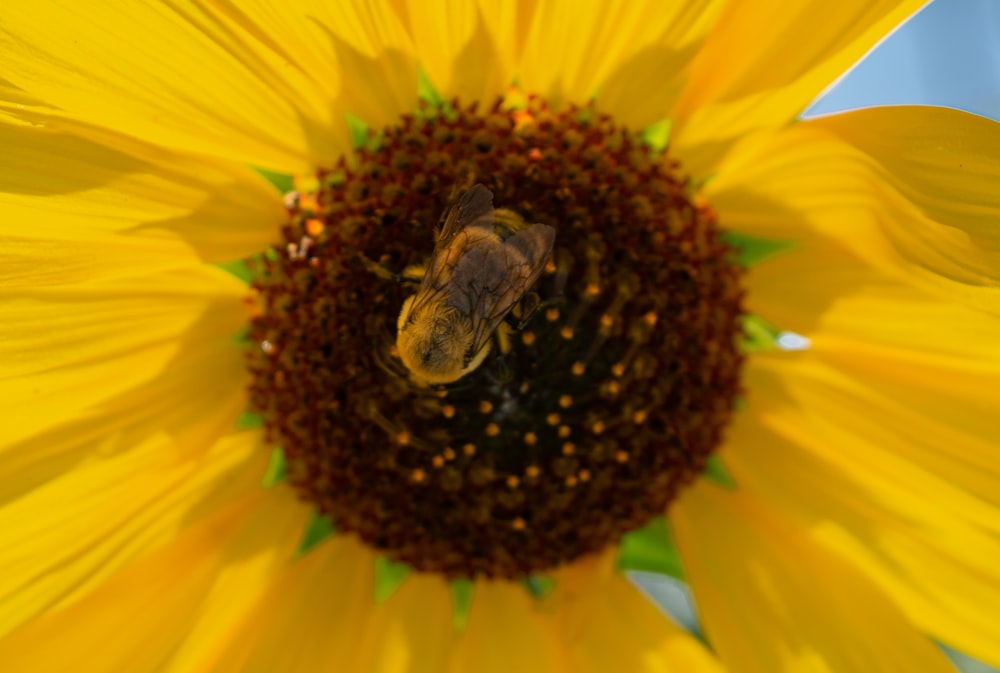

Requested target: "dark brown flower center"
[{"left": 246, "top": 97, "right": 745, "bottom": 579}]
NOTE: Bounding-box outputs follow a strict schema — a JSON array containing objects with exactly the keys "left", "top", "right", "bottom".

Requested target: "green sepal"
[
  {"left": 702, "top": 454, "right": 737, "bottom": 490},
  {"left": 374, "top": 556, "right": 412, "bottom": 604},
  {"left": 254, "top": 167, "right": 295, "bottom": 194},
  {"left": 296, "top": 512, "right": 337, "bottom": 557},
  {"left": 231, "top": 326, "right": 252, "bottom": 346},
  {"left": 347, "top": 114, "right": 370, "bottom": 150},
  {"left": 236, "top": 411, "right": 264, "bottom": 430},
  {"left": 523, "top": 574, "right": 556, "bottom": 599},
  {"left": 641, "top": 119, "right": 672, "bottom": 152},
  {"left": 450, "top": 578, "right": 475, "bottom": 631},
  {"left": 261, "top": 446, "right": 287, "bottom": 488},
  {"left": 417, "top": 65, "right": 444, "bottom": 106},
  {"left": 722, "top": 230, "right": 793, "bottom": 268},
  {"left": 616, "top": 515, "right": 685, "bottom": 581},
  {"left": 741, "top": 314, "right": 779, "bottom": 353},
  {"left": 216, "top": 258, "right": 254, "bottom": 284}
]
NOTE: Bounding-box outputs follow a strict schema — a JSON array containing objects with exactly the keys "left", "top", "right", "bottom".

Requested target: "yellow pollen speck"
[
  {"left": 592, "top": 420, "right": 606, "bottom": 435},
  {"left": 605, "top": 380, "right": 621, "bottom": 395},
  {"left": 506, "top": 475, "right": 520, "bottom": 488},
  {"left": 521, "top": 331, "right": 536, "bottom": 346},
  {"left": 544, "top": 259, "right": 557, "bottom": 274},
  {"left": 297, "top": 190, "right": 319, "bottom": 209},
  {"left": 305, "top": 218, "right": 325, "bottom": 237},
  {"left": 572, "top": 361, "right": 586, "bottom": 376},
  {"left": 524, "top": 432, "right": 538, "bottom": 446},
  {"left": 486, "top": 423, "right": 500, "bottom": 437},
  {"left": 432, "top": 455, "right": 445, "bottom": 468},
  {"left": 443, "top": 447, "right": 456, "bottom": 460},
  {"left": 546, "top": 413, "right": 560, "bottom": 426},
  {"left": 558, "top": 425, "right": 571, "bottom": 439},
  {"left": 512, "top": 109, "right": 535, "bottom": 128},
  {"left": 565, "top": 475, "right": 578, "bottom": 488},
  {"left": 441, "top": 404, "right": 456, "bottom": 418},
  {"left": 633, "top": 410, "right": 648, "bottom": 424},
  {"left": 615, "top": 450, "right": 629, "bottom": 463},
  {"left": 545, "top": 307, "right": 560, "bottom": 322},
  {"left": 585, "top": 282, "right": 600, "bottom": 297},
  {"left": 600, "top": 314, "right": 614, "bottom": 328},
  {"left": 643, "top": 311, "right": 658, "bottom": 327},
  {"left": 463, "top": 443, "right": 476, "bottom": 456},
  {"left": 611, "top": 363, "right": 625, "bottom": 377},
  {"left": 562, "top": 442, "right": 576, "bottom": 455},
  {"left": 560, "top": 326, "right": 574, "bottom": 340},
  {"left": 512, "top": 517, "right": 527, "bottom": 531},
  {"left": 396, "top": 431, "right": 410, "bottom": 446},
  {"left": 479, "top": 400, "right": 494, "bottom": 414},
  {"left": 411, "top": 468, "right": 427, "bottom": 483},
  {"left": 525, "top": 465, "right": 540, "bottom": 478},
  {"left": 559, "top": 395, "right": 572, "bottom": 408},
  {"left": 579, "top": 469, "right": 591, "bottom": 482}
]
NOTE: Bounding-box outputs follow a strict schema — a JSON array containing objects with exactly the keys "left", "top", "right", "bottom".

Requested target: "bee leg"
[
  {"left": 490, "top": 354, "right": 513, "bottom": 385},
  {"left": 494, "top": 322, "right": 514, "bottom": 355},
  {"left": 357, "top": 253, "right": 423, "bottom": 284},
  {"left": 515, "top": 293, "right": 565, "bottom": 330},
  {"left": 485, "top": 324, "right": 514, "bottom": 385}
]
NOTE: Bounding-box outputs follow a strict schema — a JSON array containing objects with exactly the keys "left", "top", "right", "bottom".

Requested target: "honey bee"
[{"left": 396, "top": 184, "right": 556, "bottom": 384}]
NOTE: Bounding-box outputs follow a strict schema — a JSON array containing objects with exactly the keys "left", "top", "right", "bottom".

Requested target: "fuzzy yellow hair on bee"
[{"left": 396, "top": 184, "right": 556, "bottom": 384}]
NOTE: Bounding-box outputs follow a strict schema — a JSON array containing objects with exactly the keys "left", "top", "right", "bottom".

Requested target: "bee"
[{"left": 396, "top": 184, "right": 556, "bottom": 384}]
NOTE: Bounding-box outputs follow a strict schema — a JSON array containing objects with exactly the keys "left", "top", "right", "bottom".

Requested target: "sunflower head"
[{"left": 246, "top": 96, "right": 745, "bottom": 579}]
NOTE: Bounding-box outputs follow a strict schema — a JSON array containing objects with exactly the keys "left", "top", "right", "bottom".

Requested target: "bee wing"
[
  {"left": 400, "top": 185, "right": 497, "bottom": 329},
  {"left": 503, "top": 223, "right": 556, "bottom": 281},
  {"left": 463, "top": 222, "right": 556, "bottom": 357},
  {"left": 437, "top": 183, "right": 495, "bottom": 250}
]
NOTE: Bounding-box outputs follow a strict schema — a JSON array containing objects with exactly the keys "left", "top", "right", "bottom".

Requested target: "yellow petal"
[
  {"left": 570, "top": 574, "right": 724, "bottom": 673},
  {"left": 519, "top": 0, "right": 724, "bottom": 118},
  {"left": 728, "top": 367, "right": 1000, "bottom": 668},
  {"left": 210, "top": 541, "right": 475, "bottom": 673},
  {"left": 806, "top": 105, "right": 1000, "bottom": 314},
  {"left": 746, "top": 241, "right": 1000, "bottom": 508},
  {"left": 593, "top": 1, "right": 726, "bottom": 130},
  {"left": 0, "top": 429, "right": 267, "bottom": 638},
  {"left": 708, "top": 116, "right": 999, "bottom": 314},
  {"left": 353, "top": 574, "right": 457, "bottom": 673},
  {"left": 742, "top": 242, "right": 1000, "bottom": 665},
  {"left": 541, "top": 550, "right": 722, "bottom": 672},
  {"left": 207, "top": 0, "right": 418, "bottom": 138},
  {"left": 0, "top": 76, "right": 50, "bottom": 113},
  {"left": 672, "top": 0, "right": 926, "bottom": 176},
  {"left": 0, "top": 265, "right": 247, "bottom": 448},
  {"left": 671, "top": 477, "right": 956, "bottom": 673},
  {"left": 449, "top": 580, "right": 568, "bottom": 673},
  {"left": 0, "top": 0, "right": 352, "bottom": 173},
  {"left": 208, "top": 536, "right": 379, "bottom": 673},
  {"left": 304, "top": 0, "right": 418, "bottom": 131},
  {"left": 1, "top": 123, "right": 285, "bottom": 285},
  {"left": 0, "top": 482, "right": 304, "bottom": 672},
  {"left": 153, "top": 487, "right": 311, "bottom": 673},
  {"left": 391, "top": 0, "right": 519, "bottom": 104}
]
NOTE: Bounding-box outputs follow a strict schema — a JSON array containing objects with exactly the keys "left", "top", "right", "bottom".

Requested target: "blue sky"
[{"left": 807, "top": 0, "right": 1000, "bottom": 121}]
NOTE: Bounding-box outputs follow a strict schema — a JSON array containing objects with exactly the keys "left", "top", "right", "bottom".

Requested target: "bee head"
[{"left": 396, "top": 300, "right": 476, "bottom": 384}]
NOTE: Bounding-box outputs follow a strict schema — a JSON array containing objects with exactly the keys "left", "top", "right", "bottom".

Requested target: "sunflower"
[{"left": 2, "top": 0, "right": 999, "bottom": 671}]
